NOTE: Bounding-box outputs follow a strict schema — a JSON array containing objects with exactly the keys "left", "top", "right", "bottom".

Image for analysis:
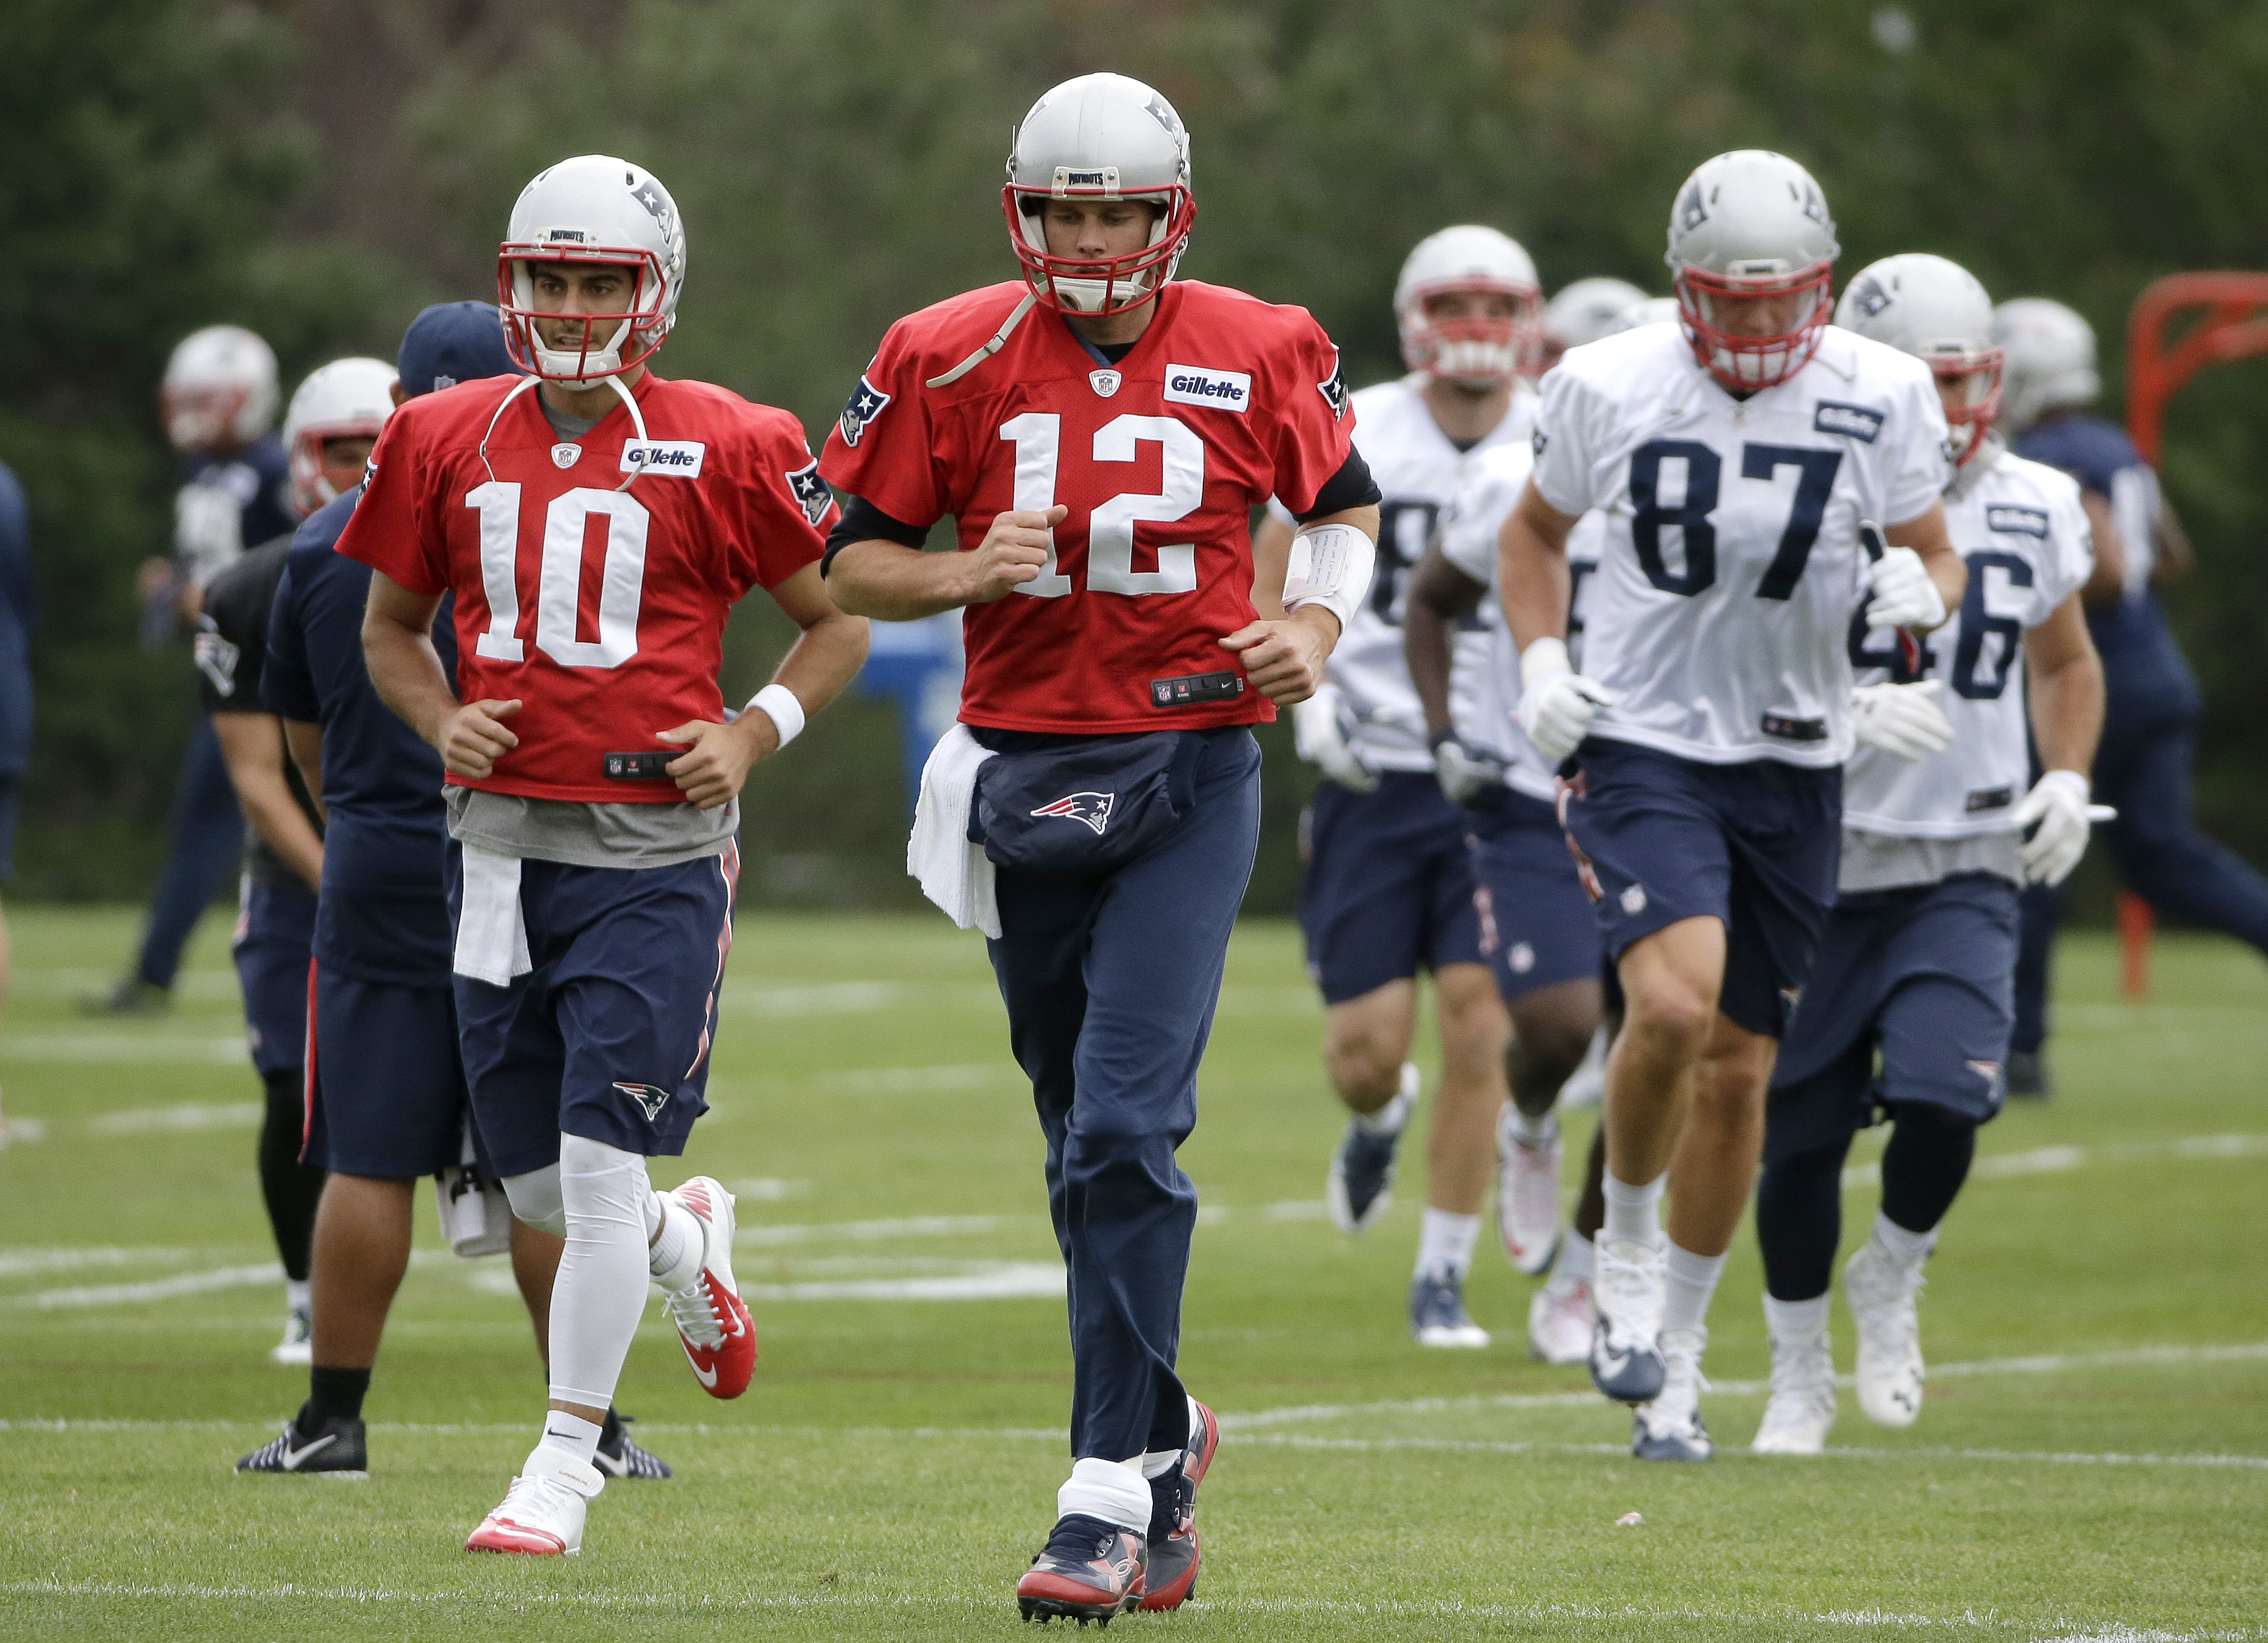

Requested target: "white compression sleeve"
[
  {"left": 502, "top": 1163, "right": 566, "bottom": 1238},
  {"left": 548, "top": 1134, "right": 659, "bottom": 1411}
]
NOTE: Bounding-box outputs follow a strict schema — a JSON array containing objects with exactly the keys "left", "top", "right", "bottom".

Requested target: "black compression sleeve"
[
  {"left": 823, "top": 494, "right": 932, "bottom": 577},
  {"left": 1292, "top": 448, "right": 1382, "bottom": 523}
]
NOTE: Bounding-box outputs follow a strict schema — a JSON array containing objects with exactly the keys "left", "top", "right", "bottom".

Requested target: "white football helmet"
[
  {"left": 1838, "top": 254, "right": 2000, "bottom": 465},
  {"left": 1665, "top": 150, "right": 1839, "bottom": 391},
  {"left": 1392, "top": 225, "right": 1542, "bottom": 387},
  {"left": 1992, "top": 297, "right": 2100, "bottom": 432},
  {"left": 162, "top": 325, "right": 279, "bottom": 453},
  {"left": 1606, "top": 295, "right": 1683, "bottom": 334},
  {"left": 282, "top": 358, "right": 397, "bottom": 517},
  {"left": 1005, "top": 73, "right": 1195, "bottom": 316},
  {"left": 498, "top": 155, "right": 686, "bottom": 388},
  {"left": 1542, "top": 277, "right": 1650, "bottom": 356}
]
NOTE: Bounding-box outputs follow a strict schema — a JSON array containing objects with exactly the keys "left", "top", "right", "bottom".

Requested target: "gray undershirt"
[
  {"left": 451, "top": 393, "right": 733, "bottom": 867},
  {"left": 1839, "top": 827, "right": 2020, "bottom": 894}
]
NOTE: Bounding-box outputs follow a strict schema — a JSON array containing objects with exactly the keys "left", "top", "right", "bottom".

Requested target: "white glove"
[
  {"left": 1865, "top": 545, "right": 1949, "bottom": 632},
  {"left": 1851, "top": 679, "right": 1956, "bottom": 762},
  {"left": 1516, "top": 638, "right": 1618, "bottom": 765},
  {"left": 1291, "top": 685, "right": 1378, "bottom": 793},
  {"left": 1432, "top": 734, "right": 1500, "bottom": 805},
  {"left": 2012, "top": 769, "right": 2092, "bottom": 886}
]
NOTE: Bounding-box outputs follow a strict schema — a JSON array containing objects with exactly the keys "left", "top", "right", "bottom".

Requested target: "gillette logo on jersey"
[
  {"left": 820, "top": 281, "right": 1358, "bottom": 733},
  {"left": 336, "top": 371, "right": 835, "bottom": 802}
]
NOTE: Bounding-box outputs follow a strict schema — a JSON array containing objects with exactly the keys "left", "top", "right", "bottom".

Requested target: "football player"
[
  {"left": 820, "top": 74, "right": 1377, "bottom": 1622},
  {"left": 1994, "top": 298, "right": 2268, "bottom": 1098},
  {"left": 237, "top": 307, "right": 663, "bottom": 1484},
  {"left": 197, "top": 357, "right": 394, "bottom": 1364},
  {"left": 1537, "top": 276, "right": 1652, "bottom": 375},
  {"left": 1256, "top": 226, "right": 1539, "bottom": 1348},
  {"left": 344, "top": 159, "right": 866, "bottom": 1554},
  {"left": 1499, "top": 152, "right": 1965, "bottom": 1460},
  {"left": 88, "top": 327, "right": 290, "bottom": 1017},
  {"left": 1751, "top": 256, "right": 2103, "bottom": 1453}
]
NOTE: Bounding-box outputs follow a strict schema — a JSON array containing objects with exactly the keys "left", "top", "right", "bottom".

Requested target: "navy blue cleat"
[
  {"left": 1409, "top": 1270, "right": 1490, "bottom": 1348},
  {"left": 1588, "top": 1238, "right": 1668, "bottom": 1404},
  {"left": 595, "top": 1410, "right": 672, "bottom": 1479},
  {"left": 1017, "top": 1513, "right": 1146, "bottom": 1624},
  {"left": 1327, "top": 1063, "right": 1417, "bottom": 1234}
]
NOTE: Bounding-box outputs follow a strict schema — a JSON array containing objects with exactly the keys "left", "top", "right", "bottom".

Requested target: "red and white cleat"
[
  {"left": 1496, "top": 1109, "right": 1565, "bottom": 1277},
  {"left": 465, "top": 1447, "right": 604, "bottom": 1555},
  {"left": 1137, "top": 1399, "right": 1219, "bottom": 1612},
  {"left": 661, "top": 1175, "right": 757, "bottom": 1400}
]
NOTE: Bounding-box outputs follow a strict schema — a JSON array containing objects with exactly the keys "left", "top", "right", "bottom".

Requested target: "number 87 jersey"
[
  {"left": 1531, "top": 320, "right": 1949, "bottom": 767},
  {"left": 819, "top": 279, "right": 1359, "bottom": 734}
]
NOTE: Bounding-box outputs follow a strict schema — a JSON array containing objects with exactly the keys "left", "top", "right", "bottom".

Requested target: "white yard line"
[
  {"left": 85, "top": 1102, "right": 264, "bottom": 1137},
  {"left": 0, "top": 1247, "right": 196, "bottom": 1279},
  {"left": 1842, "top": 1134, "right": 2268, "bottom": 1192},
  {"left": 20, "top": 1263, "right": 283, "bottom": 1309},
  {"left": 0, "top": 1034, "right": 251, "bottom": 1065},
  {"left": 1232, "top": 1433, "right": 2268, "bottom": 1470}
]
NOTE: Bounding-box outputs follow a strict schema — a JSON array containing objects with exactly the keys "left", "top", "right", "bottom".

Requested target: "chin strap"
[
  {"left": 476, "top": 371, "right": 652, "bottom": 492},
  {"left": 926, "top": 293, "right": 1038, "bottom": 388}
]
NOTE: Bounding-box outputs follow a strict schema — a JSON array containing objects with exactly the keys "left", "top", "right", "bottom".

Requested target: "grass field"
[{"left": 1, "top": 905, "right": 2262, "bottom": 1642}]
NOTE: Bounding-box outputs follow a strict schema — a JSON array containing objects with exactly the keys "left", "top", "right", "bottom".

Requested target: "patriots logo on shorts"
[
  {"left": 1030, "top": 791, "right": 1115, "bottom": 835},
  {"left": 1317, "top": 351, "right": 1349, "bottom": 421},
  {"left": 838, "top": 375, "right": 891, "bottom": 447},
  {"left": 785, "top": 460, "right": 832, "bottom": 528},
  {"left": 1968, "top": 1059, "right": 2002, "bottom": 1085},
  {"left": 613, "top": 1081, "right": 673, "bottom": 1124}
]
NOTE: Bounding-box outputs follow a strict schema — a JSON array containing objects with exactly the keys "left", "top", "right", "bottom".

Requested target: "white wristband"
[
  {"left": 747, "top": 683, "right": 806, "bottom": 748},
  {"left": 1520, "top": 637, "right": 1572, "bottom": 689},
  {"left": 1282, "top": 521, "right": 1376, "bottom": 634}
]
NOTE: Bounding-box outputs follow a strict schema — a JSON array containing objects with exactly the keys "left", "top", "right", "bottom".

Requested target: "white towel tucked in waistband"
[
  {"left": 453, "top": 842, "right": 533, "bottom": 986},
  {"left": 908, "top": 723, "right": 998, "bottom": 939}
]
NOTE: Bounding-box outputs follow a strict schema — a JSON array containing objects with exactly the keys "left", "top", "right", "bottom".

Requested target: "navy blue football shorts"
[
  {"left": 1298, "top": 771, "right": 1485, "bottom": 1005},
  {"left": 1766, "top": 872, "right": 2018, "bottom": 1163},
  {"left": 305, "top": 967, "right": 476, "bottom": 1179},
  {"left": 232, "top": 878, "right": 317, "bottom": 1077},
  {"left": 1467, "top": 786, "right": 1601, "bottom": 1004},
  {"left": 1560, "top": 738, "right": 1841, "bottom": 1039},
  {"left": 450, "top": 843, "right": 738, "bottom": 1178}
]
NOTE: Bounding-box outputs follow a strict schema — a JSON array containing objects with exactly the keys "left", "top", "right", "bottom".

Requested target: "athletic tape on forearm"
[
  {"left": 747, "top": 683, "right": 806, "bottom": 748},
  {"left": 1282, "top": 522, "right": 1375, "bottom": 633}
]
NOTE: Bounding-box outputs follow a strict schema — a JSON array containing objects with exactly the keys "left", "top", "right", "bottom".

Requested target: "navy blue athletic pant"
[
  {"left": 136, "top": 717, "right": 244, "bottom": 990},
  {"left": 985, "top": 727, "right": 1261, "bottom": 1464},
  {"left": 2014, "top": 697, "right": 2268, "bottom": 1053}
]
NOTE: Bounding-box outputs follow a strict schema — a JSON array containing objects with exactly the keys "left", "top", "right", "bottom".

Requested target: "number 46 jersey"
[
  {"left": 1532, "top": 321, "right": 1949, "bottom": 767},
  {"left": 337, "top": 372, "right": 834, "bottom": 802},
  {"left": 819, "top": 280, "right": 1358, "bottom": 735}
]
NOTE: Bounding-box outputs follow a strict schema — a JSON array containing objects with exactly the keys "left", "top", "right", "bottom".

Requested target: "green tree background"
[{"left": 4, "top": 0, "right": 2262, "bottom": 917}]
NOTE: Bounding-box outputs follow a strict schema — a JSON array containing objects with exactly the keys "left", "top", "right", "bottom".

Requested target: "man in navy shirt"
[
  {"left": 89, "top": 326, "right": 293, "bottom": 1015},
  {"left": 1996, "top": 298, "right": 2268, "bottom": 1095},
  {"left": 237, "top": 302, "right": 665, "bottom": 1481}
]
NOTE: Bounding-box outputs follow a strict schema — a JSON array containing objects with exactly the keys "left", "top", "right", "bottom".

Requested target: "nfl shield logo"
[
  {"left": 551, "top": 443, "right": 581, "bottom": 470},
  {"left": 1089, "top": 369, "right": 1122, "bottom": 398}
]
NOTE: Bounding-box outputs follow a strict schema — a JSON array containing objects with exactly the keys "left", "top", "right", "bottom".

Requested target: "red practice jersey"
[
  {"left": 820, "top": 280, "right": 1357, "bottom": 733},
  {"left": 338, "top": 372, "right": 833, "bottom": 803}
]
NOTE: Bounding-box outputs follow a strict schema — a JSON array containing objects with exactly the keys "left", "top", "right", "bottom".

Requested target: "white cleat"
[
  {"left": 465, "top": 1445, "right": 605, "bottom": 1555},
  {"left": 1632, "top": 1326, "right": 1712, "bottom": 1461},
  {"left": 1495, "top": 1109, "right": 1564, "bottom": 1276},
  {"left": 1844, "top": 1239, "right": 1926, "bottom": 1428},
  {"left": 1588, "top": 1238, "right": 1667, "bottom": 1404},
  {"left": 1752, "top": 1321, "right": 1837, "bottom": 1455},
  {"left": 269, "top": 1306, "right": 313, "bottom": 1366},
  {"left": 1526, "top": 1270, "right": 1596, "bottom": 1365}
]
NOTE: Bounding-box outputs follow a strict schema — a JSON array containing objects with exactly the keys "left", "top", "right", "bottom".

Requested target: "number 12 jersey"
[{"left": 1530, "top": 321, "right": 1949, "bottom": 767}]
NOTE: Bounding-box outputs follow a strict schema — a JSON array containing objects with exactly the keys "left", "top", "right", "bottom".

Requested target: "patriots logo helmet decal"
[
  {"left": 838, "top": 373, "right": 891, "bottom": 447},
  {"left": 785, "top": 459, "right": 832, "bottom": 528},
  {"left": 1030, "top": 791, "right": 1115, "bottom": 835}
]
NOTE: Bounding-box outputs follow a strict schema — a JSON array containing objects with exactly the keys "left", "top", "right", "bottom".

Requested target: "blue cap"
[{"left": 396, "top": 302, "right": 522, "bottom": 399}]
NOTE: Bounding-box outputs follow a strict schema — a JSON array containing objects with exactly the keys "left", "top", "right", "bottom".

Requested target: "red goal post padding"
[{"left": 2114, "top": 273, "right": 2268, "bottom": 997}]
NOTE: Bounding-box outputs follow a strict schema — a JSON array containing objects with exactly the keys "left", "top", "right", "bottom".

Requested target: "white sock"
[
  {"left": 1555, "top": 1227, "right": 1596, "bottom": 1285},
  {"left": 1601, "top": 1172, "right": 1666, "bottom": 1251},
  {"left": 1871, "top": 1211, "right": 1936, "bottom": 1267},
  {"left": 1137, "top": 1396, "right": 1201, "bottom": 1477},
  {"left": 1661, "top": 1241, "right": 1727, "bottom": 1336},
  {"left": 535, "top": 1407, "right": 603, "bottom": 1469},
  {"left": 546, "top": 1134, "right": 658, "bottom": 1412},
  {"left": 1057, "top": 1456, "right": 1152, "bottom": 1533},
  {"left": 1353, "top": 1064, "right": 1419, "bottom": 1136},
  {"left": 647, "top": 1194, "right": 704, "bottom": 1292},
  {"left": 285, "top": 1277, "right": 312, "bottom": 1313},
  {"left": 1504, "top": 1105, "right": 1555, "bottom": 1146},
  {"left": 1414, "top": 1207, "right": 1482, "bottom": 1280},
  {"left": 1764, "top": 1292, "right": 1831, "bottom": 1341}
]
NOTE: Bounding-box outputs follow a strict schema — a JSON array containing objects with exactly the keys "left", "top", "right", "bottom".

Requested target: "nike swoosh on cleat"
[
  {"left": 691, "top": 1360, "right": 719, "bottom": 1389},
  {"left": 280, "top": 1433, "right": 336, "bottom": 1468}
]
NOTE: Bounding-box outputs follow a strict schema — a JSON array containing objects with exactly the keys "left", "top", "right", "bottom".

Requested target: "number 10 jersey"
[{"left": 1530, "top": 322, "right": 1950, "bottom": 767}]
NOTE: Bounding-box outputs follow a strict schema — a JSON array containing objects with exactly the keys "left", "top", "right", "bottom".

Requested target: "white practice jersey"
[
  {"left": 1438, "top": 444, "right": 1604, "bottom": 800},
  {"left": 1839, "top": 441, "right": 2092, "bottom": 891},
  {"left": 1275, "top": 375, "right": 1535, "bottom": 771},
  {"left": 1531, "top": 321, "right": 1951, "bottom": 767}
]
